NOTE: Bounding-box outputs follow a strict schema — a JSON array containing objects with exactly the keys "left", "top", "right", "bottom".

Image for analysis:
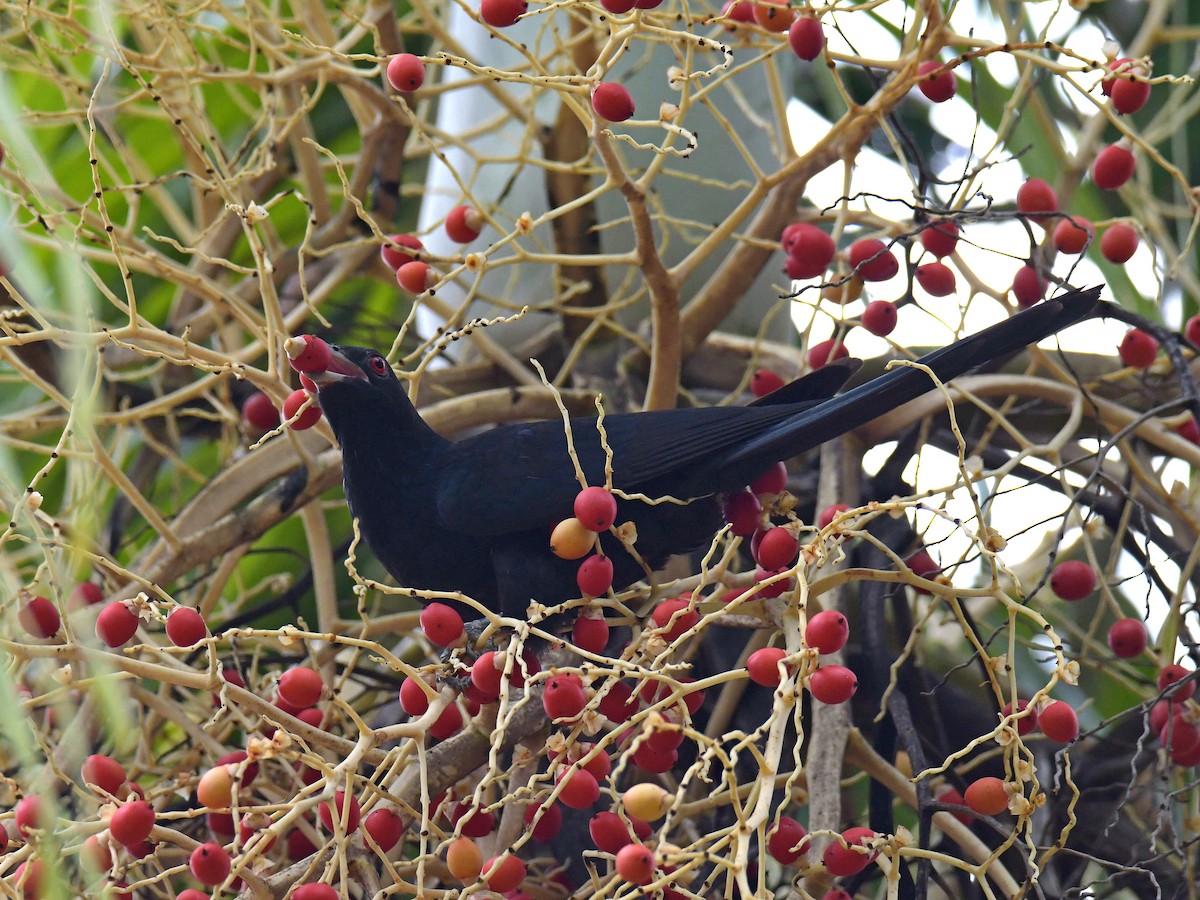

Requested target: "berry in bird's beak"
[{"left": 284, "top": 335, "right": 332, "bottom": 373}]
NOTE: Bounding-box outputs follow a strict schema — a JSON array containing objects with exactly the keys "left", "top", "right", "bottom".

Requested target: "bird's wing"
[{"left": 434, "top": 404, "right": 804, "bottom": 536}]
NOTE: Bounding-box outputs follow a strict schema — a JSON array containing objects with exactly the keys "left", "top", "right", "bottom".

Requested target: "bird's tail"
[{"left": 720, "top": 286, "right": 1102, "bottom": 471}]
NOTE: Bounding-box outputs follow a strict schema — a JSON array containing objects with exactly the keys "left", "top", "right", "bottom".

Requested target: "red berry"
[
  {"left": 70, "top": 581, "right": 105, "bottom": 608},
  {"left": 805, "top": 610, "right": 849, "bottom": 655},
  {"left": 590, "top": 811, "right": 637, "bottom": 853},
  {"left": 420, "top": 603, "right": 464, "bottom": 646},
  {"left": 386, "top": 53, "right": 424, "bottom": 92},
  {"left": 279, "top": 667, "right": 324, "bottom": 708},
  {"left": 767, "top": 816, "right": 809, "bottom": 864},
  {"left": 848, "top": 238, "right": 898, "bottom": 281},
  {"left": 82, "top": 834, "right": 112, "bottom": 873},
  {"left": 722, "top": 0, "right": 755, "bottom": 26},
  {"left": 920, "top": 219, "right": 959, "bottom": 258},
  {"left": 166, "top": 607, "right": 207, "bottom": 647},
  {"left": 479, "top": 0, "right": 527, "bottom": 26},
  {"left": 190, "top": 842, "right": 231, "bottom": 886},
  {"left": 13, "top": 860, "right": 44, "bottom": 899},
  {"left": 752, "top": 0, "right": 793, "bottom": 32},
  {"left": 82, "top": 754, "right": 127, "bottom": 796},
  {"left": 396, "top": 260, "right": 435, "bottom": 294},
  {"left": 380, "top": 233, "right": 423, "bottom": 270},
  {"left": 319, "top": 791, "right": 361, "bottom": 833},
  {"left": 572, "top": 613, "right": 609, "bottom": 653},
  {"left": 750, "top": 460, "right": 787, "bottom": 494},
  {"left": 1049, "top": 560, "right": 1096, "bottom": 600},
  {"left": 282, "top": 389, "right": 321, "bottom": 430},
  {"left": 751, "top": 368, "right": 786, "bottom": 397},
  {"left": 615, "top": 843, "right": 656, "bottom": 885},
  {"left": 1092, "top": 143, "right": 1135, "bottom": 190},
  {"left": 861, "top": 300, "right": 898, "bottom": 337},
  {"left": 807, "top": 337, "right": 849, "bottom": 369},
  {"left": 1111, "top": 76, "right": 1150, "bottom": 115},
  {"left": 14, "top": 796, "right": 46, "bottom": 836},
  {"left": 1052, "top": 216, "right": 1094, "bottom": 254},
  {"left": 822, "top": 826, "right": 876, "bottom": 876},
  {"left": 364, "top": 808, "right": 404, "bottom": 852},
  {"left": 818, "top": 503, "right": 850, "bottom": 528},
  {"left": 1177, "top": 416, "right": 1200, "bottom": 445},
  {"left": 430, "top": 703, "right": 464, "bottom": 739},
  {"left": 109, "top": 800, "right": 155, "bottom": 846},
  {"left": 747, "top": 647, "right": 788, "bottom": 686},
  {"left": 915, "top": 261, "right": 956, "bottom": 297},
  {"left": 574, "top": 486, "right": 618, "bottom": 532},
  {"left": 808, "top": 665, "right": 857, "bottom": 704},
  {"left": 755, "top": 527, "right": 799, "bottom": 570},
  {"left": 242, "top": 391, "right": 279, "bottom": 431},
  {"left": 788, "top": 16, "right": 824, "bottom": 60},
  {"left": 544, "top": 675, "right": 589, "bottom": 721},
  {"left": 1158, "top": 664, "right": 1196, "bottom": 702},
  {"left": 445, "top": 205, "right": 483, "bottom": 243},
  {"left": 823, "top": 891, "right": 853, "bottom": 900},
  {"left": 591, "top": 82, "right": 635, "bottom": 122},
  {"left": 1108, "top": 618, "right": 1148, "bottom": 658},
  {"left": 286, "top": 335, "right": 332, "bottom": 374},
  {"left": 1186, "top": 315, "right": 1200, "bottom": 348},
  {"left": 293, "top": 885, "right": 339, "bottom": 900},
  {"left": 524, "top": 801, "right": 563, "bottom": 842},
  {"left": 781, "top": 224, "right": 835, "bottom": 277},
  {"left": 576, "top": 553, "right": 614, "bottom": 596},
  {"left": 18, "top": 596, "right": 60, "bottom": 639},
  {"left": 1118, "top": 328, "right": 1158, "bottom": 369},
  {"left": 1100, "top": 223, "right": 1138, "bottom": 264},
  {"left": 1011, "top": 265, "right": 1046, "bottom": 308},
  {"left": 1016, "top": 178, "right": 1058, "bottom": 217},
  {"left": 1163, "top": 719, "right": 1200, "bottom": 758},
  {"left": 916, "top": 60, "right": 956, "bottom": 102},
  {"left": 471, "top": 651, "right": 504, "bottom": 696},
  {"left": 722, "top": 489, "right": 762, "bottom": 536},
  {"left": 483, "top": 855, "right": 526, "bottom": 893},
  {"left": 96, "top": 601, "right": 139, "bottom": 648},
  {"left": 1101, "top": 57, "right": 1137, "bottom": 95},
  {"left": 652, "top": 598, "right": 700, "bottom": 640},
  {"left": 601, "top": 0, "right": 637, "bottom": 10},
  {"left": 964, "top": 777, "right": 1008, "bottom": 816},
  {"left": 598, "top": 681, "right": 639, "bottom": 722},
  {"left": 556, "top": 767, "right": 600, "bottom": 809},
  {"left": 1001, "top": 699, "right": 1037, "bottom": 736},
  {"left": 908, "top": 549, "right": 940, "bottom": 590},
  {"left": 1038, "top": 700, "right": 1079, "bottom": 743}
]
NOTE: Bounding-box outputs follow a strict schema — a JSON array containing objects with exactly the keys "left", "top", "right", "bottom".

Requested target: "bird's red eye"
[{"left": 370, "top": 355, "right": 389, "bottom": 375}]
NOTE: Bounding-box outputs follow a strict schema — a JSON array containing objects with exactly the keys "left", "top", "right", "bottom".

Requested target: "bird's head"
[
  {"left": 304, "top": 344, "right": 395, "bottom": 389},
  {"left": 298, "top": 343, "right": 423, "bottom": 442}
]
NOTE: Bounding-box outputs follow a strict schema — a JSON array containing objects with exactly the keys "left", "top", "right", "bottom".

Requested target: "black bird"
[{"left": 309, "top": 287, "right": 1099, "bottom": 622}]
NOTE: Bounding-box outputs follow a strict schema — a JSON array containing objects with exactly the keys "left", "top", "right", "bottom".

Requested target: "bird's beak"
[
  {"left": 282, "top": 338, "right": 367, "bottom": 388},
  {"left": 310, "top": 346, "right": 368, "bottom": 388}
]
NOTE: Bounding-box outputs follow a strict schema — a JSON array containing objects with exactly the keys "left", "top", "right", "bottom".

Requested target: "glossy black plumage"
[{"left": 313, "top": 288, "right": 1100, "bottom": 620}]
